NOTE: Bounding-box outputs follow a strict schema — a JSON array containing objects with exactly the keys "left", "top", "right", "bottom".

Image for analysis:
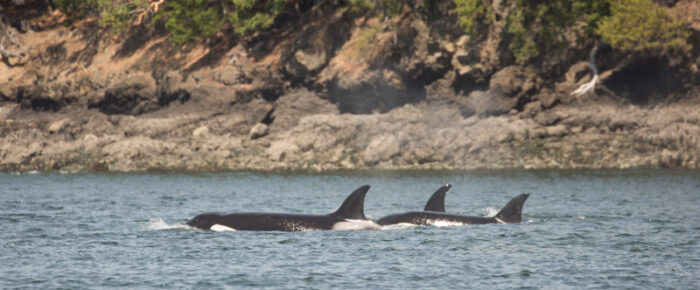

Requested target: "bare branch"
[
  {"left": 0, "top": 17, "right": 26, "bottom": 64},
  {"left": 135, "top": 0, "right": 165, "bottom": 26}
]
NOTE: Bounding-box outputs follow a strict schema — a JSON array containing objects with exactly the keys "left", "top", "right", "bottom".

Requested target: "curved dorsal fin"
[
  {"left": 331, "top": 185, "right": 370, "bottom": 220},
  {"left": 495, "top": 193, "right": 530, "bottom": 223},
  {"left": 423, "top": 184, "right": 451, "bottom": 212}
]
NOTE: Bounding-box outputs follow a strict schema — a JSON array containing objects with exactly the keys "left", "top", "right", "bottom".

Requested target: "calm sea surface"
[{"left": 1, "top": 170, "right": 698, "bottom": 289}]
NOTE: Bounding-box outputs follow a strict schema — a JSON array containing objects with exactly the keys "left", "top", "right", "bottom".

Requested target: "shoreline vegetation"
[{"left": 1, "top": 0, "right": 699, "bottom": 172}]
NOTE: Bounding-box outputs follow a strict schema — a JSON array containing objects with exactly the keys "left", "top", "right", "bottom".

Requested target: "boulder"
[
  {"left": 363, "top": 135, "right": 400, "bottom": 165},
  {"left": 89, "top": 73, "right": 158, "bottom": 115},
  {"left": 47, "top": 119, "right": 68, "bottom": 133},
  {"left": 192, "top": 126, "right": 209, "bottom": 137},
  {"left": 284, "top": 50, "right": 327, "bottom": 78},
  {"left": 266, "top": 140, "right": 299, "bottom": 162},
  {"left": 489, "top": 66, "right": 538, "bottom": 98},
  {"left": 463, "top": 90, "right": 516, "bottom": 117},
  {"left": 270, "top": 88, "right": 339, "bottom": 133},
  {"left": 249, "top": 123, "right": 269, "bottom": 139}
]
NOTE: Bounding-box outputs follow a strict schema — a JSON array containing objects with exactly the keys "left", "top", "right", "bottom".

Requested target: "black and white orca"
[
  {"left": 377, "top": 184, "right": 529, "bottom": 226},
  {"left": 187, "top": 185, "right": 380, "bottom": 231}
]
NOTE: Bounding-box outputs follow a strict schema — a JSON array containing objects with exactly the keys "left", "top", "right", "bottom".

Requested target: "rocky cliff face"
[{"left": 0, "top": 3, "right": 699, "bottom": 172}]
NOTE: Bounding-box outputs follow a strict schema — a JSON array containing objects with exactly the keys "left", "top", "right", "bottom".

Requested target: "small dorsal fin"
[
  {"left": 423, "top": 184, "right": 451, "bottom": 212},
  {"left": 495, "top": 193, "right": 530, "bottom": 223},
  {"left": 331, "top": 185, "right": 370, "bottom": 220}
]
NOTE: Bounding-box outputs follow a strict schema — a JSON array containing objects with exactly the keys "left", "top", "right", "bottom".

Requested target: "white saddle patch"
[
  {"left": 210, "top": 224, "right": 237, "bottom": 232},
  {"left": 332, "top": 219, "right": 381, "bottom": 230}
]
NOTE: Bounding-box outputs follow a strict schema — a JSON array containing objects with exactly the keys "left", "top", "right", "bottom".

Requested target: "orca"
[
  {"left": 377, "top": 184, "right": 529, "bottom": 226},
  {"left": 187, "top": 185, "right": 380, "bottom": 231}
]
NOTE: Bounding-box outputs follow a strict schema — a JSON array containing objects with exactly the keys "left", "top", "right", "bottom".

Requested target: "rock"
[
  {"left": 326, "top": 68, "right": 410, "bottom": 114},
  {"left": 363, "top": 135, "right": 400, "bottom": 165},
  {"left": 521, "top": 101, "right": 542, "bottom": 118},
  {"left": 565, "top": 61, "right": 592, "bottom": 84},
  {"left": 192, "top": 126, "right": 209, "bottom": 137},
  {"left": 0, "top": 104, "right": 17, "bottom": 122},
  {"left": 464, "top": 90, "right": 515, "bottom": 117},
  {"left": 545, "top": 124, "right": 569, "bottom": 137},
  {"left": 249, "top": 123, "right": 268, "bottom": 139},
  {"left": 266, "top": 140, "right": 299, "bottom": 162},
  {"left": 290, "top": 50, "right": 327, "bottom": 75},
  {"left": 217, "top": 67, "right": 242, "bottom": 86},
  {"left": 534, "top": 110, "right": 568, "bottom": 125},
  {"left": 89, "top": 73, "right": 158, "bottom": 115},
  {"left": 660, "top": 149, "right": 681, "bottom": 168},
  {"left": 47, "top": 119, "right": 68, "bottom": 133},
  {"left": 489, "top": 66, "right": 539, "bottom": 100},
  {"left": 83, "top": 133, "right": 98, "bottom": 142},
  {"left": 270, "top": 89, "right": 339, "bottom": 133},
  {"left": 537, "top": 88, "right": 561, "bottom": 109},
  {"left": 82, "top": 134, "right": 99, "bottom": 150}
]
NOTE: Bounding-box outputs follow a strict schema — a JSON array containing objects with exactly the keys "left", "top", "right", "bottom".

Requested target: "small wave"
[{"left": 146, "top": 218, "right": 191, "bottom": 231}]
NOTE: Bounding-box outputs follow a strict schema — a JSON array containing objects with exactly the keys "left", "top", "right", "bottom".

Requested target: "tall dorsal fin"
[
  {"left": 331, "top": 185, "right": 370, "bottom": 220},
  {"left": 495, "top": 193, "right": 530, "bottom": 223},
  {"left": 423, "top": 184, "right": 451, "bottom": 212}
]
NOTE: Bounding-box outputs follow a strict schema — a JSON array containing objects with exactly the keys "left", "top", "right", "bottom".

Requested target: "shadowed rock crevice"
[{"left": 604, "top": 58, "right": 684, "bottom": 105}]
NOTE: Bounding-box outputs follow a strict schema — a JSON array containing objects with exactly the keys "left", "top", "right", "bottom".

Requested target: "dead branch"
[
  {"left": 135, "top": 0, "right": 165, "bottom": 26},
  {"left": 0, "top": 17, "right": 26, "bottom": 65}
]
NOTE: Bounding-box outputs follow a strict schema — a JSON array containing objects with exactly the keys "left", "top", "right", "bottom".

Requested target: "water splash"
[
  {"left": 146, "top": 218, "right": 191, "bottom": 231},
  {"left": 483, "top": 207, "right": 500, "bottom": 217}
]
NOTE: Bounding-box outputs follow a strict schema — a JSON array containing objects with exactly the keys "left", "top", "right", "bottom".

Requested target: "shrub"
[
  {"left": 348, "top": 0, "right": 407, "bottom": 19},
  {"left": 227, "top": 0, "right": 289, "bottom": 35},
  {"left": 162, "top": 0, "right": 224, "bottom": 44},
  {"left": 596, "top": 0, "right": 690, "bottom": 52},
  {"left": 453, "top": 0, "right": 493, "bottom": 33}
]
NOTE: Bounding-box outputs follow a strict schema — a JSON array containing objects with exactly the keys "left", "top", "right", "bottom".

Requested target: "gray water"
[{"left": 1, "top": 170, "right": 698, "bottom": 289}]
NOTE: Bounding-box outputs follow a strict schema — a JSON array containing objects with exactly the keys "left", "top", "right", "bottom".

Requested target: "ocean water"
[{"left": 1, "top": 170, "right": 698, "bottom": 289}]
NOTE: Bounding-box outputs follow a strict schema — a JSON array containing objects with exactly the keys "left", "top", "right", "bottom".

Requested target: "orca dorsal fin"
[
  {"left": 494, "top": 193, "right": 530, "bottom": 223},
  {"left": 331, "top": 185, "right": 370, "bottom": 220},
  {"left": 423, "top": 184, "right": 451, "bottom": 212}
]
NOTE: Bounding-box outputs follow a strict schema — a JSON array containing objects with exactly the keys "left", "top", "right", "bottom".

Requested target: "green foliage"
[
  {"left": 54, "top": 0, "right": 99, "bottom": 19},
  {"left": 99, "top": 0, "right": 147, "bottom": 35},
  {"left": 355, "top": 25, "right": 382, "bottom": 60},
  {"left": 505, "top": 0, "right": 610, "bottom": 63},
  {"left": 162, "top": 0, "right": 225, "bottom": 45},
  {"left": 55, "top": 0, "right": 146, "bottom": 34},
  {"left": 596, "top": 0, "right": 690, "bottom": 52},
  {"left": 455, "top": 0, "right": 690, "bottom": 62},
  {"left": 348, "top": 0, "right": 407, "bottom": 18},
  {"left": 453, "top": 0, "right": 493, "bottom": 33},
  {"left": 227, "top": 0, "right": 288, "bottom": 35}
]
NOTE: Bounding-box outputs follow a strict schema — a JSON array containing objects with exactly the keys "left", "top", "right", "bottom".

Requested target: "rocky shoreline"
[
  {"left": 2, "top": 88, "right": 699, "bottom": 172},
  {"left": 1, "top": 4, "right": 699, "bottom": 172}
]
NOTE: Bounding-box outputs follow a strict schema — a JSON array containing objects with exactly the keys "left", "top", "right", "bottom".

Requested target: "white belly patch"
[
  {"left": 332, "top": 219, "right": 381, "bottom": 230},
  {"left": 430, "top": 220, "right": 465, "bottom": 227},
  {"left": 210, "top": 224, "right": 237, "bottom": 231}
]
